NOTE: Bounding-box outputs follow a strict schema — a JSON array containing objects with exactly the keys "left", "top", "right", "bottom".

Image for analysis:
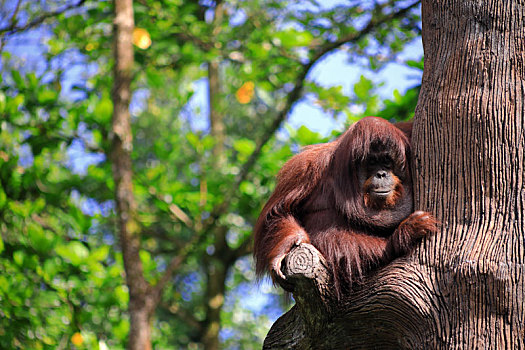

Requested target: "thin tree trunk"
[
  {"left": 202, "top": 2, "right": 228, "bottom": 349},
  {"left": 203, "top": 59, "right": 228, "bottom": 347},
  {"left": 112, "top": 1, "right": 153, "bottom": 349},
  {"left": 208, "top": 59, "right": 225, "bottom": 167},
  {"left": 203, "top": 254, "right": 227, "bottom": 350},
  {"left": 208, "top": 0, "right": 225, "bottom": 168}
]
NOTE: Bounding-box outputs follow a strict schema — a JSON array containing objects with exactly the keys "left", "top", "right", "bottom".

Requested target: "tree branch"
[
  {"left": 174, "top": 31, "right": 213, "bottom": 51},
  {"left": 147, "top": 186, "right": 195, "bottom": 230},
  {"left": 149, "top": 221, "right": 227, "bottom": 305},
  {"left": 311, "top": 0, "right": 420, "bottom": 63},
  {"left": 162, "top": 301, "right": 203, "bottom": 335},
  {"left": 149, "top": 233, "right": 201, "bottom": 304},
  {"left": 263, "top": 242, "right": 432, "bottom": 349},
  {"left": 264, "top": 243, "right": 333, "bottom": 349},
  {"left": 0, "top": 0, "right": 21, "bottom": 50},
  {"left": 0, "top": 0, "right": 87, "bottom": 36}
]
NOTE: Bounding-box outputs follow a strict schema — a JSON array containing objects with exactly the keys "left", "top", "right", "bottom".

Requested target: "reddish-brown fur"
[{"left": 253, "top": 117, "right": 437, "bottom": 298}]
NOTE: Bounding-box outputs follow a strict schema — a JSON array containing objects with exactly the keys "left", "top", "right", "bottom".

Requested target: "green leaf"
[
  {"left": 275, "top": 29, "right": 313, "bottom": 48},
  {"left": 233, "top": 139, "right": 256, "bottom": 155},
  {"left": 27, "top": 222, "right": 55, "bottom": 253},
  {"left": 201, "top": 135, "right": 215, "bottom": 151},
  {"left": 13, "top": 250, "right": 24, "bottom": 266},
  {"left": 354, "top": 75, "right": 374, "bottom": 101},
  {"left": 139, "top": 250, "right": 152, "bottom": 267},
  {"left": 11, "top": 70, "right": 24, "bottom": 88},
  {"left": 0, "top": 275, "right": 8, "bottom": 292},
  {"left": 56, "top": 241, "right": 89, "bottom": 266},
  {"left": 0, "top": 91, "right": 6, "bottom": 113},
  {"left": 406, "top": 59, "right": 424, "bottom": 71},
  {"left": 92, "top": 129, "right": 103, "bottom": 146},
  {"left": 295, "top": 125, "right": 322, "bottom": 146},
  {"left": 114, "top": 319, "right": 130, "bottom": 340},
  {"left": 0, "top": 185, "right": 6, "bottom": 209},
  {"left": 146, "top": 69, "right": 163, "bottom": 88},
  {"left": 91, "top": 245, "right": 109, "bottom": 261},
  {"left": 115, "top": 285, "right": 129, "bottom": 305},
  {"left": 37, "top": 89, "right": 58, "bottom": 105},
  {"left": 239, "top": 181, "right": 256, "bottom": 195},
  {"left": 27, "top": 73, "right": 39, "bottom": 89},
  {"left": 94, "top": 97, "right": 113, "bottom": 124},
  {"left": 6, "top": 94, "right": 24, "bottom": 115},
  {"left": 43, "top": 260, "right": 59, "bottom": 281},
  {"left": 186, "top": 132, "right": 201, "bottom": 150},
  {"left": 8, "top": 201, "right": 30, "bottom": 216}
]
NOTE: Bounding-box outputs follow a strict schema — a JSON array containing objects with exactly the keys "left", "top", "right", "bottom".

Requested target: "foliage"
[
  {"left": 0, "top": 0, "right": 423, "bottom": 348},
  {"left": 0, "top": 70, "right": 126, "bottom": 349}
]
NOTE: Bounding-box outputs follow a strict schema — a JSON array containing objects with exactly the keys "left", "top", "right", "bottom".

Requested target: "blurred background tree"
[{"left": 0, "top": 0, "right": 423, "bottom": 348}]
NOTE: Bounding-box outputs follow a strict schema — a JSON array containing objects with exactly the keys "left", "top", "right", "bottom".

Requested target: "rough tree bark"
[
  {"left": 263, "top": 0, "right": 525, "bottom": 348},
  {"left": 112, "top": 1, "right": 154, "bottom": 349}
]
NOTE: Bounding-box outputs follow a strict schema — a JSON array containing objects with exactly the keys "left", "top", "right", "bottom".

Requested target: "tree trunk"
[
  {"left": 262, "top": 0, "right": 525, "bottom": 348},
  {"left": 208, "top": 59, "right": 225, "bottom": 167},
  {"left": 112, "top": 1, "right": 153, "bottom": 349},
  {"left": 411, "top": 0, "right": 525, "bottom": 347},
  {"left": 203, "top": 256, "right": 227, "bottom": 350},
  {"left": 208, "top": 0, "right": 225, "bottom": 168},
  {"left": 202, "top": 3, "right": 228, "bottom": 349}
]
